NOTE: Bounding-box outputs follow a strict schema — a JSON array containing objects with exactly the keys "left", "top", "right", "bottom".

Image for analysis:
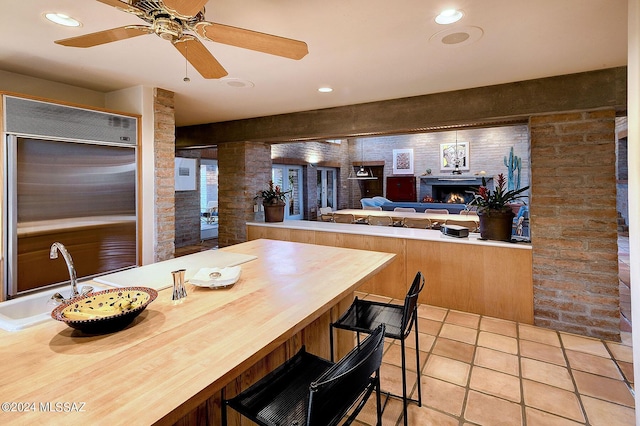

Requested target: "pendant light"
[
  {"left": 348, "top": 140, "right": 377, "bottom": 180},
  {"left": 452, "top": 131, "right": 462, "bottom": 175}
]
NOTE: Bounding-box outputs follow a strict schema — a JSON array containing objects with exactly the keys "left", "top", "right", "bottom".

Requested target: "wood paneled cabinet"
[
  {"left": 386, "top": 176, "right": 416, "bottom": 201},
  {"left": 247, "top": 223, "right": 534, "bottom": 323}
]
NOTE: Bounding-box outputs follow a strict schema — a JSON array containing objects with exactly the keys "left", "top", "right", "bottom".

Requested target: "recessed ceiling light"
[
  {"left": 318, "top": 87, "right": 333, "bottom": 93},
  {"left": 220, "top": 77, "right": 255, "bottom": 88},
  {"left": 429, "top": 26, "right": 483, "bottom": 47},
  {"left": 45, "top": 13, "right": 81, "bottom": 27},
  {"left": 442, "top": 32, "right": 470, "bottom": 44},
  {"left": 435, "top": 9, "right": 463, "bottom": 25}
]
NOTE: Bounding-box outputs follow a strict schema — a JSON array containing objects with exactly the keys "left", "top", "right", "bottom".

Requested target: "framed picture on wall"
[
  {"left": 392, "top": 149, "right": 414, "bottom": 174},
  {"left": 175, "top": 157, "right": 197, "bottom": 191},
  {"left": 440, "top": 142, "right": 469, "bottom": 171}
]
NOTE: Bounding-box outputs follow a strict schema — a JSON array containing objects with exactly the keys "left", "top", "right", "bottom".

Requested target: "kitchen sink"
[{"left": 0, "top": 284, "right": 111, "bottom": 332}]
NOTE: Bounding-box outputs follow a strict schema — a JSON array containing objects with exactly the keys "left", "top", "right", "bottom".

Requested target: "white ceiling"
[{"left": 0, "top": 0, "right": 628, "bottom": 127}]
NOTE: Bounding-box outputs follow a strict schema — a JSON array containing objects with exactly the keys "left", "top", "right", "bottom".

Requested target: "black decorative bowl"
[{"left": 51, "top": 287, "right": 157, "bottom": 334}]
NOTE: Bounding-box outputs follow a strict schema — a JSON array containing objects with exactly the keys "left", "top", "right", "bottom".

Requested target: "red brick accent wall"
[
  {"left": 530, "top": 109, "right": 619, "bottom": 340},
  {"left": 218, "top": 142, "right": 271, "bottom": 247},
  {"left": 154, "top": 88, "right": 176, "bottom": 261}
]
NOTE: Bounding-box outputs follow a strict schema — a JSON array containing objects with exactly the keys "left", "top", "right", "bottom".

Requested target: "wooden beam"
[{"left": 176, "top": 67, "right": 627, "bottom": 147}]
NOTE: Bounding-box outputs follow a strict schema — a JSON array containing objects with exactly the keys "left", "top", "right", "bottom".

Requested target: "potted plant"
[
  {"left": 468, "top": 173, "right": 529, "bottom": 241},
  {"left": 256, "top": 180, "right": 291, "bottom": 222}
]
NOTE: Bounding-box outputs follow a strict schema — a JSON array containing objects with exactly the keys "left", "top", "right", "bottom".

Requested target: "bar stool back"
[
  {"left": 223, "top": 324, "right": 386, "bottom": 426},
  {"left": 367, "top": 215, "right": 393, "bottom": 226},
  {"left": 329, "top": 272, "right": 425, "bottom": 426},
  {"left": 332, "top": 213, "right": 356, "bottom": 224}
]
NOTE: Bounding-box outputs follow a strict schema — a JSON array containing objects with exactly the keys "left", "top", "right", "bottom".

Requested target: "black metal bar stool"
[
  {"left": 222, "top": 324, "right": 386, "bottom": 426},
  {"left": 330, "top": 271, "right": 425, "bottom": 426}
]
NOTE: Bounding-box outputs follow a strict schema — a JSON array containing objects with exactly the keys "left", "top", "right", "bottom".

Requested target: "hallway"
[{"left": 619, "top": 235, "right": 632, "bottom": 332}]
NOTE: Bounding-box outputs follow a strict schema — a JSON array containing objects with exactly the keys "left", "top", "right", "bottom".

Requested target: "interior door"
[
  {"left": 362, "top": 165, "right": 384, "bottom": 197},
  {"left": 316, "top": 167, "right": 337, "bottom": 210},
  {"left": 272, "top": 165, "right": 303, "bottom": 220}
]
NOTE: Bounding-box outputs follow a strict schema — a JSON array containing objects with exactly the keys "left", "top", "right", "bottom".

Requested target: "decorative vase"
[
  {"left": 477, "top": 210, "right": 515, "bottom": 241},
  {"left": 263, "top": 203, "right": 285, "bottom": 222}
]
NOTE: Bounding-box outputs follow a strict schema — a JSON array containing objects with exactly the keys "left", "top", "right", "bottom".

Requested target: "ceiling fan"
[{"left": 54, "top": 0, "right": 309, "bottom": 79}]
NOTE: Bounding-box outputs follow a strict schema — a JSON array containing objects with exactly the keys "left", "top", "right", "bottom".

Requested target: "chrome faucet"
[{"left": 49, "top": 242, "right": 92, "bottom": 303}]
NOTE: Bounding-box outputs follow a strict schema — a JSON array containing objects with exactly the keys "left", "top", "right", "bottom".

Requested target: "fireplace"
[
  {"left": 419, "top": 176, "right": 493, "bottom": 204},
  {"left": 433, "top": 185, "right": 477, "bottom": 203}
]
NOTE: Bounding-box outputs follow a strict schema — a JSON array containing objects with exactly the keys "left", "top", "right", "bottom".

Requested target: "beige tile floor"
[
  {"left": 352, "top": 292, "right": 635, "bottom": 426},
  {"left": 177, "top": 236, "right": 634, "bottom": 425}
]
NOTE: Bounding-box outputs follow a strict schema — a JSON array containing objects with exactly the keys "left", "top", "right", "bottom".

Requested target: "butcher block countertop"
[{"left": 0, "top": 239, "right": 395, "bottom": 425}]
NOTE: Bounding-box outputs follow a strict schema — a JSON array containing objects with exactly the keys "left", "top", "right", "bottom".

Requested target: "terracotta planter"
[
  {"left": 264, "top": 203, "right": 285, "bottom": 222},
  {"left": 478, "top": 210, "right": 515, "bottom": 241}
]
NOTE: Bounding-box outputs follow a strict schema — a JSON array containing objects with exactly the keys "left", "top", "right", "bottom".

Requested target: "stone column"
[
  {"left": 154, "top": 88, "right": 175, "bottom": 261},
  {"left": 530, "top": 108, "right": 619, "bottom": 341},
  {"left": 218, "top": 142, "right": 271, "bottom": 247}
]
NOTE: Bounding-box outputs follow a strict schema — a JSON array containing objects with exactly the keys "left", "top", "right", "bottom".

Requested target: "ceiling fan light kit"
[{"left": 53, "top": 0, "right": 309, "bottom": 79}]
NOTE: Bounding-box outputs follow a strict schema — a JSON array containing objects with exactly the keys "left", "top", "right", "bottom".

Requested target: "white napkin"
[
  {"left": 190, "top": 267, "right": 224, "bottom": 286},
  {"left": 189, "top": 266, "right": 242, "bottom": 287}
]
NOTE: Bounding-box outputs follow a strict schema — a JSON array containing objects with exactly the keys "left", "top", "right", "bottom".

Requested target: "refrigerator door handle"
[{"left": 5, "top": 134, "right": 18, "bottom": 298}]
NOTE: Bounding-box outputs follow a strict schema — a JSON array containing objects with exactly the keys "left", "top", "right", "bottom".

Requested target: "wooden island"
[
  {"left": 0, "top": 239, "right": 394, "bottom": 425},
  {"left": 248, "top": 220, "right": 534, "bottom": 324}
]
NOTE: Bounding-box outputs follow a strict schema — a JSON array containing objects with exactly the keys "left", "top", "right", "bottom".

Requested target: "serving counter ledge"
[
  {"left": 0, "top": 239, "right": 395, "bottom": 426},
  {"left": 248, "top": 220, "right": 534, "bottom": 324},
  {"left": 247, "top": 219, "right": 531, "bottom": 249}
]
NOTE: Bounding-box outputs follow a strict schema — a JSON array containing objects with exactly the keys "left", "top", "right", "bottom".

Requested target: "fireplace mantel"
[{"left": 420, "top": 175, "right": 492, "bottom": 183}]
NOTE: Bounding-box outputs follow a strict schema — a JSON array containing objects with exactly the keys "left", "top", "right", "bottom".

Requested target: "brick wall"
[
  {"left": 154, "top": 88, "right": 175, "bottom": 261},
  {"left": 271, "top": 140, "right": 351, "bottom": 218},
  {"left": 350, "top": 126, "right": 530, "bottom": 203},
  {"left": 530, "top": 109, "right": 619, "bottom": 340},
  {"left": 175, "top": 149, "right": 202, "bottom": 248},
  {"left": 269, "top": 128, "right": 529, "bottom": 214},
  {"left": 218, "top": 142, "right": 271, "bottom": 247}
]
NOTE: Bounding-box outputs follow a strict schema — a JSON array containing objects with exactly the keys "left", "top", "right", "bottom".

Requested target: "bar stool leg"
[
  {"left": 329, "top": 323, "right": 335, "bottom": 362},
  {"left": 375, "top": 371, "right": 382, "bottom": 426},
  {"left": 414, "top": 311, "right": 422, "bottom": 406},
  {"left": 221, "top": 388, "right": 227, "bottom": 426},
  {"left": 401, "top": 337, "right": 408, "bottom": 426}
]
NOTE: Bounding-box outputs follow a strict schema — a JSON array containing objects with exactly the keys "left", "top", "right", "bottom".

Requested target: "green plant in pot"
[
  {"left": 469, "top": 173, "right": 529, "bottom": 241},
  {"left": 256, "top": 180, "right": 291, "bottom": 222}
]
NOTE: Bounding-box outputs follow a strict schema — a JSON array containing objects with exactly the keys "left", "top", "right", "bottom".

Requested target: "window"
[{"left": 200, "top": 159, "right": 218, "bottom": 221}]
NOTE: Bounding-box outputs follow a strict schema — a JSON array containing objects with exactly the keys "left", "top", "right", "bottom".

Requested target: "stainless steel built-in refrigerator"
[{"left": 3, "top": 96, "right": 138, "bottom": 298}]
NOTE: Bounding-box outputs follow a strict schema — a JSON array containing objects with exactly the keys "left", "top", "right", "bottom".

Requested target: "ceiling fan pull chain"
[{"left": 183, "top": 43, "right": 190, "bottom": 82}]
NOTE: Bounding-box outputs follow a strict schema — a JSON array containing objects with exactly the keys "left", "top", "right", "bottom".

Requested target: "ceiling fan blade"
[
  {"left": 173, "top": 36, "right": 228, "bottom": 79},
  {"left": 194, "top": 22, "right": 308, "bottom": 60},
  {"left": 55, "top": 26, "right": 153, "bottom": 48},
  {"left": 96, "top": 0, "right": 144, "bottom": 15},
  {"left": 161, "top": 0, "right": 209, "bottom": 18}
]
